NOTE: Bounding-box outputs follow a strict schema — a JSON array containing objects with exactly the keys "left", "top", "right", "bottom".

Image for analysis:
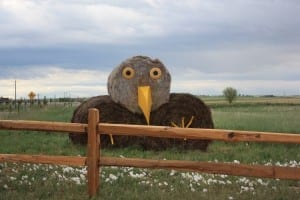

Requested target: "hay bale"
[
  {"left": 69, "top": 95, "right": 146, "bottom": 147},
  {"left": 149, "top": 93, "right": 213, "bottom": 151},
  {"left": 69, "top": 93, "right": 214, "bottom": 151}
]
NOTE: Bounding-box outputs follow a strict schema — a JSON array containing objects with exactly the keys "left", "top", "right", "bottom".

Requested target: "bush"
[{"left": 223, "top": 87, "right": 237, "bottom": 104}]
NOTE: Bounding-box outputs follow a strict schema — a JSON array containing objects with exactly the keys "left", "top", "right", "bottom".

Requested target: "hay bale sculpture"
[{"left": 70, "top": 56, "right": 214, "bottom": 151}]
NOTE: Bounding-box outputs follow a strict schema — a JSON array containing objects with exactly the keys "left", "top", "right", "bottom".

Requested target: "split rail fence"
[{"left": 0, "top": 108, "right": 300, "bottom": 198}]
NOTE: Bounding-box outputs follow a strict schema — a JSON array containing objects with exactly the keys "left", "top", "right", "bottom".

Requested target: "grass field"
[{"left": 0, "top": 96, "right": 299, "bottom": 199}]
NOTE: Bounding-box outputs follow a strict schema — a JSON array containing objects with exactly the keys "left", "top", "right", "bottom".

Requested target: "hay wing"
[{"left": 150, "top": 93, "right": 214, "bottom": 151}]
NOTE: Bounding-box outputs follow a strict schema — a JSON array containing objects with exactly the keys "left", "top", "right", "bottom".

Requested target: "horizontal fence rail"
[
  {"left": 0, "top": 154, "right": 86, "bottom": 166},
  {"left": 0, "top": 120, "right": 87, "bottom": 133},
  {"left": 98, "top": 123, "right": 300, "bottom": 144},
  {"left": 1, "top": 120, "right": 300, "bottom": 144},
  {"left": 0, "top": 108, "right": 300, "bottom": 198},
  {"left": 100, "top": 156, "right": 300, "bottom": 180}
]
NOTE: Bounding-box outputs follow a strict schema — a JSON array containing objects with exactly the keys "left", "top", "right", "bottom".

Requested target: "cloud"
[
  {"left": 2, "top": 0, "right": 298, "bottom": 47},
  {"left": 0, "top": 66, "right": 109, "bottom": 98},
  {"left": 167, "top": 44, "right": 300, "bottom": 78},
  {"left": 172, "top": 79, "right": 300, "bottom": 96},
  {"left": 1, "top": 65, "right": 298, "bottom": 99},
  {"left": 0, "top": 0, "right": 165, "bottom": 47},
  {"left": 0, "top": 0, "right": 299, "bottom": 96}
]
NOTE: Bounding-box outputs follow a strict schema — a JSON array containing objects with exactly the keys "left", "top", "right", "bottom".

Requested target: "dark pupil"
[
  {"left": 126, "top": 70, "right": 131, "bottom": 76},
  {"left": 153, "top": 70, "right": 158, "bottom": 76}
]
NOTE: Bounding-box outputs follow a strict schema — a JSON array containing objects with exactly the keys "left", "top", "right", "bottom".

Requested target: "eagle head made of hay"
[{"left": 70, "top": 55, "right": 214, "bottom": 151}]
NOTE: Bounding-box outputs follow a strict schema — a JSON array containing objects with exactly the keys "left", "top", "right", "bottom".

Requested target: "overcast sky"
[{"left": 0, "top": 0, "right": 299, "bottom": 98}]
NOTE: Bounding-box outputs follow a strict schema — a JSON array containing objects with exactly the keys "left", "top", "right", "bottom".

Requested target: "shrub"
[{"left": 223, "top": 87, "right": 237, "bottom": 104}]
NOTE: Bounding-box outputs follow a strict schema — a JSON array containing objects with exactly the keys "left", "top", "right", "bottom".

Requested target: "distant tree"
[
  {"left": 17, "top": 98, "right": 23, "bottom": 113},
  {"left": 43, "top": 96, "right": 48, "bottom": 106},
  {"left": 223, "top": 87, "right": 237, "bottom": 104}
]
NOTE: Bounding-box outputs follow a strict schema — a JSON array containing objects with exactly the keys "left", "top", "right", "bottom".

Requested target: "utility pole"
[{"left": 14, "top": 80, "right": 17, "bottom": 109}]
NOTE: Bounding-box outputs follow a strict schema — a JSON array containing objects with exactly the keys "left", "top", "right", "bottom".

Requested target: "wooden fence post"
[{"left": 87, "top": 108, "right": 100, "bottom": 197}]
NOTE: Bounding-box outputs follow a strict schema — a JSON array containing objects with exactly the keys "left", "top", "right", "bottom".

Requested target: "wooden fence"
[{"left": 0, "top": 108, "right": 300, "bottom": 198}]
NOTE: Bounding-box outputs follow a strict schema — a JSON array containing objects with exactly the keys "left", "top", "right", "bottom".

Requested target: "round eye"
[
  {"left": 122, "top": 67, "right": 135, "bottom": 79},
  {"left": 150, "top": 67, "right": 162, "bottom": 79}
]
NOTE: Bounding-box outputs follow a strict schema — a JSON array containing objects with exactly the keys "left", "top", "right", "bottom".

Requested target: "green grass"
[
  {"left": 0, "top": 98, "right": 300, "bottom": 199},
  {"left": 212, "top": 104, "right": 300, "bottom": 133},
  {"left": 201, "top": 95, "right": 300, "bottom": 106}
]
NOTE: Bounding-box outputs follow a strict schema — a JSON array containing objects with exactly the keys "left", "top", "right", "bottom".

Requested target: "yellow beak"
[{"left": 138, "top": 86, "right": 152, "bottom": 125}]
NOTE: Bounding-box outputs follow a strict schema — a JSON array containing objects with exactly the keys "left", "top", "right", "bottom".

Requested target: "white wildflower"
[
  {"left": 109, "top": 174, "right": 118, "bottom": 181},
  {"left": 71, "top": 177, "right": 81, "bottom": 185},
  {"left": 207, "top": 178, "right": 217, "bottom": 185},
  {"left": 192, "top": 173, "right": 203, "bottom": 182},
  {"left": 238, "top": 177, "right": 248, "bottom": 184},
  {"left": 233, "top": 160, "right": 240, "bottom": 164},
  {"left": 248, "top": 182, "right": 254, "bottom": 187},
  {"left": 140, "top": 181, "right": 145, "bottom": 184},
  {"left": 129, "top": 171, "right": 146, "bottom": 178},
  {"left": 203, "top": 188, "right": 208, "bottom": 192},
  {"left": 289, "top": 160, "right": 297, "bottom": 167},
  {"left": 33, "top": 164, "right": 39, "bottom": 171},
  {"left": 140, "top": 180, "right": 150, "bottom": 185},
  {"left": 240, "top": 186, "right": 248, "bottom": 193},
  {"left": 3, "top": 184, "right": 8, "bottom": 189},
  {"left": 80, "top": 174, "right": 86, "bottom": 181},
  {"left": 170, "top": 170, "right": 176, "bottom": 176},
  {"left": 63, "top": 166, "right": 74, "bottom": 173},
  {"left": 257, "top": 178, "right": 268, "bottom": 186},
  {"left": 117, "top": 172, "right": 124, "bottom": 178},
  {"left": 264, "top": 161, "right": 272, "bottom": 166},
  {"left": 220, "top": 174, "right": 228, "bottom": 179}
]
